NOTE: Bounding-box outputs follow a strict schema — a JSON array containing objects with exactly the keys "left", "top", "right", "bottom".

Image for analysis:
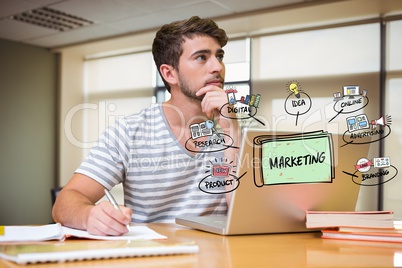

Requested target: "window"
[
  {"left": 85, "top": 52, "right": 154, "bottom": 93},
  {"left": 383, "top": 19, "right": 402, "bottom": 218},
  {"left": 252, "top": 23, "right": 380, "bottom": 136},
  {"left": 83, "top": 51, "right": 155, "bottom": 150},
  {"left": 387, "top": 20, "right": 402, "bottom": 71},
  {"left": 257, "top": 24, "right": 380, "bottom": 79},
  {"left": 224, "top": 38, "right": 250, "bottom": 83}
]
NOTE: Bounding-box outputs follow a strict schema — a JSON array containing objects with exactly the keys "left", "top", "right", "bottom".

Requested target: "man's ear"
[{"left": 159, "top": 64, "right": 178, "bottom": 86}]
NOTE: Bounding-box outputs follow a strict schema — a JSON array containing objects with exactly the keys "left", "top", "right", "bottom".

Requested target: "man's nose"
[{"left": 210, "top": 57, "right": 224, "bottom": 73}]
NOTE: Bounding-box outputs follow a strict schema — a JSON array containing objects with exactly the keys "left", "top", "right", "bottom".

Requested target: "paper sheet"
[{"left": 63, "top": 225, "right": 167, "bottom": 240}]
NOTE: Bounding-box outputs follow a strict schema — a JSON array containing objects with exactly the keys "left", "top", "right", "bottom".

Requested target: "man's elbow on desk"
[
  {"left": 52, "top": 174, "right": 106, "bottom": 226},
  {"left": 52, "top": 187, "right": 95, "bottom": 231}
]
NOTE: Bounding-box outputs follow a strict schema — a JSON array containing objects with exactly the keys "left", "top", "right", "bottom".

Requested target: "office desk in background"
[{"left": 1, "top": 223, "right": 402, "bottom": 268}]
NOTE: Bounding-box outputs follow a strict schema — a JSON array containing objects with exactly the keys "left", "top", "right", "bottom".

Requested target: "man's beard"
[
  {"left": 177, "top": 73, "right": 224, "bottom": 103},
  {"left": 178, "top": 73, "right": 204, "bottom": 102}
]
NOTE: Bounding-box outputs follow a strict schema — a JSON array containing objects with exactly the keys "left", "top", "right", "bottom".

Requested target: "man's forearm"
[{"left": 52, "top": 188, "right": 94, "bottom": 230}]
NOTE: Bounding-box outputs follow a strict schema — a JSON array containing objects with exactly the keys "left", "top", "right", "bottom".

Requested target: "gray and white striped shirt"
[{"left": 76, "top": 103, "right": 228, "bottom": 223}]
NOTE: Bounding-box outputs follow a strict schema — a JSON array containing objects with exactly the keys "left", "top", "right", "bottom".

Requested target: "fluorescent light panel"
[{"left": 10, "top": 7, "right": 94, "bottom": 32}]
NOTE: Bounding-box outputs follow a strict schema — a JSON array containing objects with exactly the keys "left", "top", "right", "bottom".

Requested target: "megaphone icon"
[
  {"left": 371, "top": 116, "right": 385, "bottom": 129},
  {"left": 371, "top": 115, "right": 392, "bottom": 129}
]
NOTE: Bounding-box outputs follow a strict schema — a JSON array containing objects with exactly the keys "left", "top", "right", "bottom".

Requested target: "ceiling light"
[{"left": 10, "top": 7, "right": 94, "bottom": 32}]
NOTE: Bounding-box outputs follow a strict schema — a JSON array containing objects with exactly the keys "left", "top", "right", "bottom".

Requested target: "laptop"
[{"left": 175, "top": 128, "right": 370, "bottom": 235}]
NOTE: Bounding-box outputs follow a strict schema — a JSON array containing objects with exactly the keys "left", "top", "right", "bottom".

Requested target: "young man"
[{"left": 52, "top": 16, "right": 240, "bottom": 236}]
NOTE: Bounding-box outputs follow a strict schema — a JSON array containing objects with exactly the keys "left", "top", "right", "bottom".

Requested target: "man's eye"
[
  {"left": 217, "top": 55, "right": 224, "bottom": 62},
  {"left": 196, "top": 55, "right": 206, "bottom": 61}
]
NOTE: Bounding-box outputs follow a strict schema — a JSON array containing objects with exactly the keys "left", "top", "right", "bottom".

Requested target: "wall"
[
  {"left": 0, "top": 39, "right": 57, "bottom": 224},
  {"left": 58, "top": 51, "right": 85, "bottom": 185}
]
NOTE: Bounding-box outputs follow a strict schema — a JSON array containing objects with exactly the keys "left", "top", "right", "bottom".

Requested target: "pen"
[{"left": 104, "top": 189, "right": 132, "bottom": 232}]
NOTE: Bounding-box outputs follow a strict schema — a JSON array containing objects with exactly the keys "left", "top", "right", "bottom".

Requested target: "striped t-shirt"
[{"left": 76, "top": 103, "right": 228, "bottom": 223}]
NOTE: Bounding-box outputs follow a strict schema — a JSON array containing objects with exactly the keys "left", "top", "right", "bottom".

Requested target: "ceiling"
[{"left": 0, "top": 0, "right": 326, "bottom": 49}]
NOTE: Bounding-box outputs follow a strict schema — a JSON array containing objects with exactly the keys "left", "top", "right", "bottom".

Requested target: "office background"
[{"left": 0, "top": 0, "right": 401, "bottom": 225}]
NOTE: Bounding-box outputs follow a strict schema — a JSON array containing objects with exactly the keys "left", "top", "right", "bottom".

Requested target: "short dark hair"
[{"left": 152, "top": 16, "right": 228, "bottom": 92}]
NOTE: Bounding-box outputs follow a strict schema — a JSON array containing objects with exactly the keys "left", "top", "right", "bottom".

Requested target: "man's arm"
[{"left": 52, "top": 173, "right": 132, "bottom": 236}]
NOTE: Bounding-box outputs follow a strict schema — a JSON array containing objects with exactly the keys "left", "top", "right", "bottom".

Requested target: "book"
[
  {"left": 0, "top": 223, "right": 166, "bottom": 242},
  {"left": 336, "top": 222, "right": 401, "bottom": 233},
  {"left": 0, "top": 239, "right": 199, "bottom": 264},
  {"left": 305, "top": 210, "right": 394, "bottom": 229},
  {"left": 321, "top": 228, "right": 402, "bottom": 243}
]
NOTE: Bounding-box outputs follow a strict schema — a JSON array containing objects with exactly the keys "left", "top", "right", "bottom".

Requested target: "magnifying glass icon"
[{"left": 205, "top": 120, "right": 221, "bottom": 138}]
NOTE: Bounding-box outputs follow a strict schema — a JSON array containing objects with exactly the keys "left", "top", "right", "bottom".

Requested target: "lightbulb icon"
[{"left": 289, "top": 82, "right": 301, "bottom": 98}]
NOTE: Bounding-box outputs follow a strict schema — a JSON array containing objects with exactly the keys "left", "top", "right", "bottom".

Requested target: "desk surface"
[{"left": 1, "top": 223, "right": 402, "bottom": 268}]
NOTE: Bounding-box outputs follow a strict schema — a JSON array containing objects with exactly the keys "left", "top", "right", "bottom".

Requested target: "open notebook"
[{"left": 0, "top": 223, "right": 166, "bottom": 242}]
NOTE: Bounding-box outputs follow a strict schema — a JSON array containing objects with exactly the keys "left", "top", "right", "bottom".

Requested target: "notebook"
[
  {"left": 0, "top": 223, "right": 166, "bottom": 242},
  {"left": 0, "top": 240, "right": 198, "bottom": 264},
  {"left": 176, "top": 128, "right": 370, "bottom": 235}
]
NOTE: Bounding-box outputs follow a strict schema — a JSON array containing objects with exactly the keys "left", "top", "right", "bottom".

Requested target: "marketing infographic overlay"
[
  {"left": 252, "top": 131, "right": 334, "bottom": 187},
  {"left": 186, "top": 82, "right": 398, "bottom": 195}
]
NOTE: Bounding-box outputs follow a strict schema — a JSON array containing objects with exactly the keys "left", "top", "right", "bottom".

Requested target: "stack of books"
[{"left": 306, "top": 210, "right": 402, "bottom": 243}]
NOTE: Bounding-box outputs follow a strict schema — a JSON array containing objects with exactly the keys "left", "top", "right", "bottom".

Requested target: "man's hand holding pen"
[{"left": 86, "top": 190, "right": 132, "bottom": 236}]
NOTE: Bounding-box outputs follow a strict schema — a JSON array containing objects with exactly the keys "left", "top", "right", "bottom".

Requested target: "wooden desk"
[{"left": 1, "top": 223, "right": 402, "bottom": 267}]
